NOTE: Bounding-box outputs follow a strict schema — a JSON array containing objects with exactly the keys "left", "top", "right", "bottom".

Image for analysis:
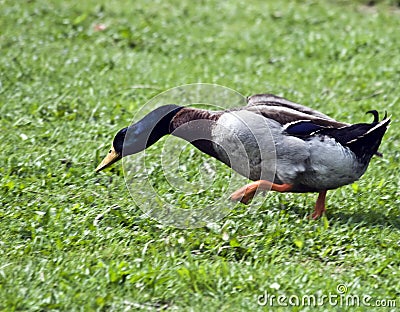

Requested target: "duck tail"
[{"left": 346, "top": 116, "right": 390, "bottom": 162}]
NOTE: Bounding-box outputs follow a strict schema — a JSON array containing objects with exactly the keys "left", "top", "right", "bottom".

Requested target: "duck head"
[
  {"left": 96, "top": 105, "right": 183, "bottom": 172},
  {"left": 95, "top": 127, "right": 126, "bottom": 172}
]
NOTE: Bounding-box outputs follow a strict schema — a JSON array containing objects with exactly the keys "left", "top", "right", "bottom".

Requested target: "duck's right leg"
[{"left": 230, "top": 180, "right": 293, "bottom": 204}]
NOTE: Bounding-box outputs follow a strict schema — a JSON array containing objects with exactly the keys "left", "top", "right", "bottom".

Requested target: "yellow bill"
[{"left": 95, "top": 146, "right": 122, "bottom": 172}]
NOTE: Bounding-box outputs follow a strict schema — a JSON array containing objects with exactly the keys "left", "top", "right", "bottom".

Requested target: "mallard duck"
[{"left": 96, "top": 94, "right": 390, "bottom": 219}]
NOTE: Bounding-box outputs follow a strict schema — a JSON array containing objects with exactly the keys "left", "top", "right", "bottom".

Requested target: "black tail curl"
[
  {"left": 366, "top": 110, "right": 379, "bottom": 123},
  {"left": 366, "top": 110, "right": 388, "bottom": 123}
]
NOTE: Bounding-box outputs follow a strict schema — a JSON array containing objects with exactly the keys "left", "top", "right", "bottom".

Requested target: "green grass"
[{"left": 1, "top": 0, "right": 400, "bottom": 310}]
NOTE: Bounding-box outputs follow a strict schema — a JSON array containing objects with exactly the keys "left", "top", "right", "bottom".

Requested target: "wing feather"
[{"left": 246, "top": 94, "right": 349, "bottom": 128}]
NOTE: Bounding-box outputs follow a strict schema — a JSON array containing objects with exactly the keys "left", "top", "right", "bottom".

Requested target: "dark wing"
[{"left": 284, "top": 120, "right": 328, "bottom": 135}]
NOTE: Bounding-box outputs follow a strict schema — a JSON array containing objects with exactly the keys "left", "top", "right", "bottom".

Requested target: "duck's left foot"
[
  {"left": 310, "top": 209, "right": 326, "bottom": 219},
  {"left": 230, "top": 180, "right": 292, "bottom": 205},
  {"left": 308, "top": 190, "right": 327, "bottom": 219}
]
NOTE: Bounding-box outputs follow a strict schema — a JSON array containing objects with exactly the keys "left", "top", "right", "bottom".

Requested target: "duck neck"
[
  {"left": 170, "top": 108, "right": 226, "bottom": 164},
  {"left": 145, "top": 105, "right": 184, "bottom": 147},
  {"left": 123, "top": 105, "right": 183, "bottom": 156}
]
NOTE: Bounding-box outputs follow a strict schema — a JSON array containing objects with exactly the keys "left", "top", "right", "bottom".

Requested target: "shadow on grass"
[
  {"left": 332, "top": 210, "right": 400, "bottom": 230},
  {"left": 267, "top": 202, "right": 400, "bottom": 230}
]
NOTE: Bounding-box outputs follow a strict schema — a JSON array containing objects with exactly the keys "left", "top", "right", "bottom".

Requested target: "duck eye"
[{"left": 109, "top": 149, "right": 112, "bottom": 153}]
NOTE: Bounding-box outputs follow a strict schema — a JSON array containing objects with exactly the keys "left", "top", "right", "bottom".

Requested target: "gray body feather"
[{"left": 210, "top": 108, "right": 366, "bottom": 192}]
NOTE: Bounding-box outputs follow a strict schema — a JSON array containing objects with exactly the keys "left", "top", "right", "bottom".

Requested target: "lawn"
[{"left": 1, "top": 0, "right": 399, "bottom": 311}]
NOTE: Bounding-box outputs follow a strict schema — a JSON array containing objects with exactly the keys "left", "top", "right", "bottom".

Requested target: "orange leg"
[
  {"left": 230, "top": 180, "right": 293, "bottom": 204},
  {"left": 310, "top": 190, "right": 327, "bottom": 219}
]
